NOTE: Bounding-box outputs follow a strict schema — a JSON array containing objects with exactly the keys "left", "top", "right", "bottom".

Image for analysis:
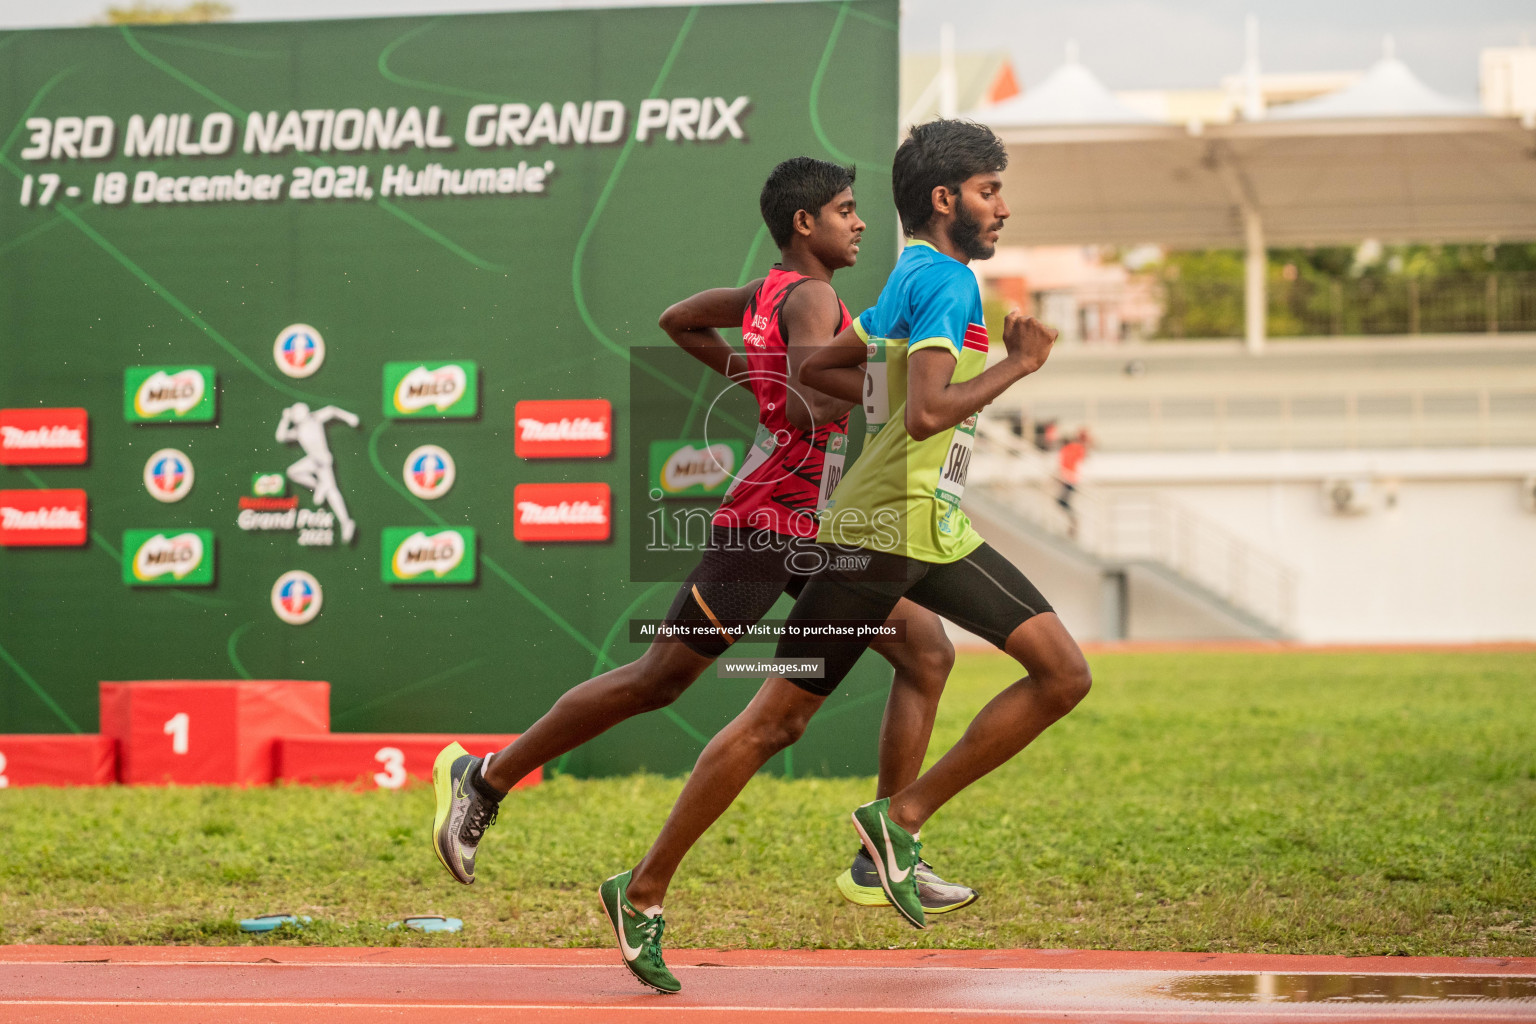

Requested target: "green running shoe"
[
  {"left": 598, "top": 870, "right": 680, "bottom": 994},
  {"left": 836, "top": 847, "right": 979, "bottom": 915},
  {"left": 431, "top": 742, "right": 499, "bottom": 884},
  {"left": 850, "top": 798, "right": 925, "bottom": 929}
]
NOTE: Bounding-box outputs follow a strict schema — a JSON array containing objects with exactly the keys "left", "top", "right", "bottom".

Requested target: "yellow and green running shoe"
[
  {"left": 598, "top": 869, "right": 680, "bottom": 994},
  {"left": 430, "top": 742, "right": 500, "bottom": 884},
  {"left": 850, "top": 797, "right": 926, "bottom": 929},
  {"left": 837, "top": 846, "right": 979, "bottom": 915}
]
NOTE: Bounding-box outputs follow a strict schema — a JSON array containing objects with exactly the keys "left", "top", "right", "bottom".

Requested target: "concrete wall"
[{"left": 1081, "top": 448, "right": 1536, "bottom": 643}]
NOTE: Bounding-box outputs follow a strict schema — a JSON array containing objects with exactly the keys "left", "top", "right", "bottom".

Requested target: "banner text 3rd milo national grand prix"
[{"left": 0, "top": 2, "right": 898, "bottom": 776}]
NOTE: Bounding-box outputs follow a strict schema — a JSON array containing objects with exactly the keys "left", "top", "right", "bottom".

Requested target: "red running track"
[{"left": 1, "top": 946, "right": 1533, "bottom": 1023}]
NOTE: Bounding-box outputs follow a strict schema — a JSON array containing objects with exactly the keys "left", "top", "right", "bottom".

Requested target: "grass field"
[{"left": 1, "top": 650, "right": 1532, "bottom": 955}]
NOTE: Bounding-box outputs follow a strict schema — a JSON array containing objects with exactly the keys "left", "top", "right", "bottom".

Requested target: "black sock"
[{"left": 470, "top": 760, "right": 507, "bottom": 803}]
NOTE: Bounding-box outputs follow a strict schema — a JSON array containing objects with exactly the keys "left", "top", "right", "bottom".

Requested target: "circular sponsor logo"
[
  {"left": 273, "top": 324, "right": 325, "bottom": 378},
  {"left": 271, "top": 570, "right": 323, "bottom": 625},
  {"left": 403, "top": 444, "right": 456, "bottom": 500},
  {"left": 142, "top": 448, "right": 194, "bottom": 503}
]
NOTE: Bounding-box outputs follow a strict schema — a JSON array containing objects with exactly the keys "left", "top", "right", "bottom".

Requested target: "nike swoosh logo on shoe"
[
  {"left": 879, "top": 816, "right": 911, "bottom": 884},
  {"left": 455, "top": 771, "right": 471, "bottom": 801},
  {"left": 609, "top": 889, "right": 644, "bottom": 962}
]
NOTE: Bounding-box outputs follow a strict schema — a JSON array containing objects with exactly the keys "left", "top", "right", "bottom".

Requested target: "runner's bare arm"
[
  {"left": 795, "top": 323, "right": 866, "bottom": 408},
  {"left": 658, "top": 280, "right": 764, "bottom": 384},
  {"left": 905, "top": 311, "right": 1057, "bottom": 441},
  {"left": 782, "top": 279, "right": 857, "bottom": 431}
]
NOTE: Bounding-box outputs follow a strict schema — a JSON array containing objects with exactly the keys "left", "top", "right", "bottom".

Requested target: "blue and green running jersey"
[{"left": 818, "top": 240, "right": 989, "bottom": 563}]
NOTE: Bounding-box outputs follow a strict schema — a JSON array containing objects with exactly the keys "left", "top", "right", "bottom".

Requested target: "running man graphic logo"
[
  {"left": 143, "top": 449, "right": 194, "bottom": 503},
  {"left": 382, "top": 527, "right": 477, "bottom": 583},
  {"left": 0, "top": 489, "right": 87, "bottom": 546},
  {"left": 0, "top": 408, "right": 88, "bottom": 465},
  {"left": 271, "top": 570, "right": 322, "bottom": 625},
  {"left": 273, "top": 324, "right": 326, "bottom": 379},
  {"left": 513, "top": 482, "right": 610, "bottom": 542},
  {"left": 122, "top": 529, "right": 215, "bottom": 586},
  {"left": 513, "top": 399, "right": 611, "bottom": 458},
  {"left": 383, "top": 361, "right": 479, "bottom": 418},
  {"left": 124, "top": 367, "right": 216, "bottom": 422},
  {"left": 276, "top": 402, "right": 359, "bottom": 544}
]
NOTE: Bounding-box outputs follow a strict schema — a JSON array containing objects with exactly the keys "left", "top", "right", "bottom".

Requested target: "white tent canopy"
[
  {"left": 975, "top": 43, "right": 1155, "bottom": 127},
  {"left": 1268, "top": 40, "right": 1475, "bottom": 120},
  {"left": 975, "top": 52, "right": 1536, "bottom": 353}
]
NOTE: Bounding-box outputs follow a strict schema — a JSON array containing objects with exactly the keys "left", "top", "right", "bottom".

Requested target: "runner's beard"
[{"left": 950, "top": 203, "right": 998, "bottom": 261}]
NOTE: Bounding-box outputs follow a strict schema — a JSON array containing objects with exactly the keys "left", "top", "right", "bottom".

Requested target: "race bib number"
[
  {"left": 724, "top": 422, "right": 777, "bottom": 498},
  {"left": 934, "top": 414, "right": 977, "bottom": 509},
  {"left": 862, "top": 340, "right": 889, "bottom": 435},
  {"left": 816, "top": 430, "right": 848, "bottom": 511}
]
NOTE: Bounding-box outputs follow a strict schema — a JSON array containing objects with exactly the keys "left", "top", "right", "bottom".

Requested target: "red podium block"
[
  {"left": 100, "top": 680, "right": 329, "bottom": 785},
  {"left": 0, "top": 735, "right": 115, "bottom": 787},
  {"left": 276, "top": 734, "right": 541, "bottom": 790}
]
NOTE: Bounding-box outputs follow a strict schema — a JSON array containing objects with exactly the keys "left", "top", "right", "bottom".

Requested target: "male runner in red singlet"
[{"left": 431, "top": 158, "right": 975, "bottom": 992}]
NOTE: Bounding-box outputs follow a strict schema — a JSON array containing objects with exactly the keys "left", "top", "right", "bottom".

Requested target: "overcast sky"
[{"left": 1, "top": 0, "right": 1530, "bottom": 100}]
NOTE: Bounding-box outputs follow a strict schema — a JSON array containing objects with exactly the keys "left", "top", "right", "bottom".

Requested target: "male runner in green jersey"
[{"left": 603, "top": 120, "right": 1090, "bottom": 984}]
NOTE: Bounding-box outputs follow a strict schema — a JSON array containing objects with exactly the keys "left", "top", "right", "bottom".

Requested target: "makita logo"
[
  {"left": 517, "top": 417, "right": 608, "bottom": 442},
  {"left": 517, "top": 500, "right": 608, "bottom": 525},
  {"left": 0, "top": 489, "right": 88, "bottom": 546},
  {"left": 0, "top": 506, "right": 84, "bottom": 530},
  {"left": 513, "top": 399, "right": 612, "bottom": 458},
  {"left": 513, "top": 482, "right": 611, "bottom": 541},
  {"left": 0, "top": 408, "right": 89, "bottom": 465},
  {"left": 2, "top": 426, "right": 82, "bottom": 449}
]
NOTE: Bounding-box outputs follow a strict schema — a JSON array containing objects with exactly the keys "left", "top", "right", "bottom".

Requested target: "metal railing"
[{"left": 972, "top": 421, "right": 1297, "bottom": 634}]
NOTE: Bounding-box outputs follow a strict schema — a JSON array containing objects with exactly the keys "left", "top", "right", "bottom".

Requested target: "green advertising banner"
[
  {"left": 121, "top": 528, "right": 216, "bottom": 586},
  {"left": 0, "top": 2, "right": 899, "bottom": 778},
  {"left": 382, "top": 526, "right": 477, "bottom": 584}
]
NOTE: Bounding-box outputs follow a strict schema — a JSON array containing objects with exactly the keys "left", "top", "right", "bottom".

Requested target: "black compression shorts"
[
  {"left": 661, "top": 525, "right": 821, "bottom": 659},
  {"left": 773, "top": 542, "right": 1052, "bottom": 696}
]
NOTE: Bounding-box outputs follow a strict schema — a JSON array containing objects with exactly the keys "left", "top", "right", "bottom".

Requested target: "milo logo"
[
  {"left": 382, "top": 526, "right": 476, "bottom": 584},
  {"left": 383, "top": 361, "right": 478, "bottom": 418},
  {"left": 648, "top": 439, "right": 743, "bottom": 498},
  {"left": 124, "top": 367, "right": 216, "bottom": 423},
  {"left": 122, "top": 529, "right": 215, "bottom": 586}
]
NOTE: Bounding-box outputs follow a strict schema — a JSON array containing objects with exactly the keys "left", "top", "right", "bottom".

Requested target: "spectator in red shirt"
[{"left": 1056, "top": 429, "right": 1090, "bottom": 538}]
